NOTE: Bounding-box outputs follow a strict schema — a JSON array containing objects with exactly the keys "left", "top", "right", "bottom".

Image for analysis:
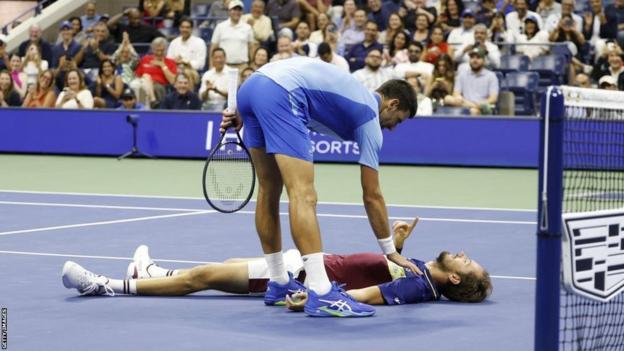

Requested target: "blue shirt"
[
  {"left": 52, "top": 40, "right": 82, "bottom": 68},
  {"left": 378, "top": 259, "right": 441, "bottom": 305},
  {"left": 346, "top": 41, "right": 384, "bottom": 72},
  {"left": 258, "top": 57, "right": 383, "bottom": 170}
]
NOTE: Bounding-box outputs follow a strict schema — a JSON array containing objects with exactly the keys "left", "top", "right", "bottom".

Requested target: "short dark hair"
[
  {"left": 376, "top": 79, "right": 418, "bottom": 118},
  {"left": 212, "top": 47, "right": 226, "bottom": 57},
  {"left": 69, "top": 16, "right": 83, "bottom": 31},
  {"left": 408, "top": 41, "right": 424, "bottom": 51},
  {"left": 441, "top": 270, "right": 492, "bottom": 303},
  {"left": 317, "top": 42, "right": 332, "bottom": 56},
  {"left": 179, "top": 16, "right": 193, "bottom": 28}
]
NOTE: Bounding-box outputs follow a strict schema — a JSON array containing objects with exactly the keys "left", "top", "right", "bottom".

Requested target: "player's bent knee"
[{"left": 183, "top": 266, "right": 214, "bottom": 291}]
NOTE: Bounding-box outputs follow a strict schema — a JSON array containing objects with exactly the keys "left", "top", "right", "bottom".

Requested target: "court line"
[
  {"left": 0, "top": 200, "right": 199, "bottom": 212},
  {"left": 0, "top": 211, "right": 214, "bottom": 237},
  {"left": 0, "top": 250, "right": 536, "bottom": 281},
  {"left": 0, "top": 189, "right": 536, "bottom": 212},
  {"left": 0, "top": 200, "right": 536, "bottom": 226}
]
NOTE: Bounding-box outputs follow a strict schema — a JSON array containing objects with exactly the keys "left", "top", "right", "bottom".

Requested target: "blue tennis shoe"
[
  {"left": 264, "top": 272, "right": 306, "bottom": 306},
  {"left": 304, "top": 282, "right": 376, "bottom": 317}
]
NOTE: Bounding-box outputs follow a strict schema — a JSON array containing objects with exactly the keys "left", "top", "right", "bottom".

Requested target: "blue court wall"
[{"left": 0, "top": 108, "right": 539, "bottom": 168}]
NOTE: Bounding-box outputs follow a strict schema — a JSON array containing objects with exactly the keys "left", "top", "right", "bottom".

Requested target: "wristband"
[{"left": 378, "top": 236, "right": 397, "bottom": 255}]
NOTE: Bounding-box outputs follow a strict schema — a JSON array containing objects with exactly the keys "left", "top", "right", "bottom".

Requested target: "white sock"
[
  {"left": 265, "top": 252, "right": 289, "bottom": 285},
  {"left": 107, "top": 278, "right": 137, "bottom": 295},
  {"left": 146, "top": 264, "right": 179, "bottom": 278},
  {"left": 302, "top": 252, "right": 331, "bottom": 295}
]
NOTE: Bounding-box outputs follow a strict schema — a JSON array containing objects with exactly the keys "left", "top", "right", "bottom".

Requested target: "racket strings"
[{"left": 204, "top": 142, "right": 254, "bottom": 212}]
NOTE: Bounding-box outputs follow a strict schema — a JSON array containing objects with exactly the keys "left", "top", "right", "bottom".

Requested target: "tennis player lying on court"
[{"left": 62, "top": 218, "right": 492, "bottom": 307}]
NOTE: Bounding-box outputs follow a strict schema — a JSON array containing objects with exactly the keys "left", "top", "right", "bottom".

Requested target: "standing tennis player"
[{"left": 221, "top": 57, "right": 418, "bottom": 317}]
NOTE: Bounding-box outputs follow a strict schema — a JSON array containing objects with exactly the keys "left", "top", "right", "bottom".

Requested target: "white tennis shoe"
[
  {"left": 62, "top": 261, "right": 115, "bottom": 296},
  {"left": 126, "top": 245, "right": 155, "bottom": 279}
]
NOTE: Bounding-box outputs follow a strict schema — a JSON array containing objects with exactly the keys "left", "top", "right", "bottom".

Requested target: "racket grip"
[{"left": 227, "top": 68, "right": 239, "bottom": 113}]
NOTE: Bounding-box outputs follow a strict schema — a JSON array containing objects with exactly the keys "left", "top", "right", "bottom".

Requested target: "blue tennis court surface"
[{"left": 0, "top": 190, "right": 537, "bottom": 350}]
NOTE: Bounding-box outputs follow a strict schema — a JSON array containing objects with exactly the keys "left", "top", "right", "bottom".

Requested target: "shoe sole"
[
  {"left": 304, "top": 306, "right": 375, "bottom": 318},
  {"left": 61, "top": 261, "right": 77, "bottom": 289}
]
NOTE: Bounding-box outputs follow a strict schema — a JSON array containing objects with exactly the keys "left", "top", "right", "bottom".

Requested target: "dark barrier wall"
[{"left": 0, "top": 108, "right": 540, "bottom": 167}]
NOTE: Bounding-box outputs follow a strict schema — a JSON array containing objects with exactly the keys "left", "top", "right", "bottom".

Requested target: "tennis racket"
[{"left": 202, "top": 69, "right": 256, "bottom": 213}]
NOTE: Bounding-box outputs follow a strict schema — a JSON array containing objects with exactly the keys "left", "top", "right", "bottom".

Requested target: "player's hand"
[
  {"left": 285, "top": 291, "right": 308, "bottom": 312},
  {"left": 392, "top": 217, "right": 418, "bottom": 247},
  {"left": 220, "top": 109, "right": 243, "bottom": 133},
  {"left": 387, "top": 252, "right": 423, "bottom": 275}
]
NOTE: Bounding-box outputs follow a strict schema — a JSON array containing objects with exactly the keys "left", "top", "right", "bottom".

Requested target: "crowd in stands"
[{"left": 0, "top": 0, "right": 623, "bottom": 115}]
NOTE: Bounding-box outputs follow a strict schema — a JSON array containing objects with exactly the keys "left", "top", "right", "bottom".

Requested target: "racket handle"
[{"left": 227, "top": 68, "right": 239, "bottom": 113}]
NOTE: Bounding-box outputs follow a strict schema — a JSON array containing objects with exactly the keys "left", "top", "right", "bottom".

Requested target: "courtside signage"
[{"left": 562, "top": 209, "right": 624, "bottom": 302}]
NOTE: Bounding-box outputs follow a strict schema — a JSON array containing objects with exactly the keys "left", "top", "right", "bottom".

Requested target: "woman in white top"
[
  {"left": 309, "top": 13, "right": 330, "bottom": 44},
  {"left": 55, "top": 69, "right": 94, "bottom": 109},
  {"left": 515, "top": 16, "right": 549, "bottom": 59},
  {"left": 22, "top": 43, "right": 49, "bottom": 87}
]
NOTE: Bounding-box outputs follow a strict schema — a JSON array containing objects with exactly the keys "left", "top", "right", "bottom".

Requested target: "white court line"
[
  {"left": 0, "top": 211, "right": 214, "bottom": 237},
  {"left": 0, "top": 200, "right": 199, "bottom": 212},
  {"left": 0, "top": 250, "right": 535, "bottom": 281},
  {"left": 0, "top": 189, "right": 536, "bottom": 212}
]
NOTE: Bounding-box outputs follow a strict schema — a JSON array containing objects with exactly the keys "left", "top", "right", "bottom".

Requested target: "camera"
[{"left": 126, "top": 114, "right": 139, "bottom": 126}]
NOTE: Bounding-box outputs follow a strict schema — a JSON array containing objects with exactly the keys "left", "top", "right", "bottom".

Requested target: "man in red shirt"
[{"left": 134, "top": 37, "right": 177, "bottom": 107}]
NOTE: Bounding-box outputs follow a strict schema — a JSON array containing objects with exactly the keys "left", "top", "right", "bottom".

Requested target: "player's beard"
[{"left": 436, "top": 251, "right": 452, "bottom": 271}]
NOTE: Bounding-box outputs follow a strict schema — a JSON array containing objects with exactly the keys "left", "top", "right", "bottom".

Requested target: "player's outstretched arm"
[{"left": 360, "top": 166, "right": 422, "bottom": 275}]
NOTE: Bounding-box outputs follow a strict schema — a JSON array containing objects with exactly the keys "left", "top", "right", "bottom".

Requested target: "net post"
[{"left": 535, "top": 87, "right": 564, "bottom": 351}]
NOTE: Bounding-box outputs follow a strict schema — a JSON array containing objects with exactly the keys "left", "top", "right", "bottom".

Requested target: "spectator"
[
  {"left": 447, "top": 9, "right": 476, "bottom": 50},
  {"left": 271, "top": 36, "right": 296, "bottom": 61},
  {"left": 583, "top": 0, "right": 610, "bottom": 52},
  {"left": 412, "top": 13, "right": 431, "bottom": 46},
  {"left": 293, "top": 21, "right": 318, "bottom": 57},
  {"left": 603, "top": 0, "right": 624, "bottom": 48},
  {"left": 403, "top": 0, "right": 437, "bottom": 32},
  {"left": 384, "top": 31, "right": 410, "bottom": 65},
  {"left": 406, "top": 75, "right": 433, "bottom": 115},
  {"left": 160, "top": 72, "right": 201, "bottom": 110},
  {"left": 536, "top": 0, "right": 560, "bottom": 21},
  {"left": 608, "top": 51, "right": 624, "bottom": 89},
  {"left": 455, "top": 24, "right": 501, "bottom": 69},
  {"left": 573, "top": 72, "right": 592, "bottom": 88},
  {"left": 140, "top": 0, "right": 169, "bottom": 29},
  {"left": 339, "top": 9, "right": 367, "bottom": 54},
  {"left": 52, "top": 21, "right": 83, "bottom": 69},
  {"left": 337, "top": 0, "right": 357, "bottom": 30},
  {"left": 240, "top": 66, "right": 255, "bottom": 84},
  {"left": 506, "top": 0, "right": 542, "bottom": 36},
  {"left": 93, "top": 59, "right": 124, "bottom": 108},
  {"left": 22, "top": 70, "right": 57, "bottom": 108},
  {"left": 298, "top": 0, "right": 331, "bottom": 31},
  {"left": 133, "top": 37, "right": 177, "bottom": 107},
  {"left": 310, "top": 13, "right": 330, "bottom": 44},
  {"left": 598, "top": 75, "right": 618, "bottom": 90},
  {"left": 167, "top": 17, "right": 207, "bottom": 71},
  {"left": 56, "top": 17, "right": 87, "bottom": 44},
  {"left": 548, "top": 14, "right": 586, "bottom": 59},
  {"left": 22, "top": 43, "right": 49, "bottom": 87},
  {"left": 345, "top": 21, "right": 383, "bottom": 71},
  {"left": 352, "top": 48, "right": 398, "bottom": 89},
  {"left": 207, "top": 0, "right": 229, "bottom": 20},
  {"left": 0, "top": 40, "right": 8, "bottom": 71},
  {"left": 108, "top": 8, "right": 164, "bottom": 44},
  {"left": 318, "top": 42, "right": 350, "bottom": 71},
  {"left": 379, "top": 13, "right": 406, "bottom": 48},
  {"left": 516, "top": 15, "right": 549, "bottom": 59},
  {"left": 422, "top": 25, "right": 454, "bottom": 64},
  {"left": 545, "top": 0, "right": 582, "bottom": 34},
  {"left": 0, "top": 70, "right": 22, "bottom": 107},
  {"left": 18, "top": 25, "right": 53, "bottom": 64},
  {"left": 489, "top": 10, "right": 516, "bottom": 46},
  {"left": 476, "top": 0, "right": 497, "bottom": 27},
  {"left": 165, "top": 0, "right": 191, "bottom": 24},
  {"left": 79, "top": 22, "right": 118, "bottom": 78},
  {"left": 211, "top": 0, "right": 254, "bottom": 68},
  {"left": 199, "top": 48, "right": 229, "bottom": 111},
  {"left": 55, "top": 69, "right": 94, "bottom": 109},
  {"left": 251, "top": 47, "right": 269, "bottom": 69},
  {"left": 8, "top": 54, "right": 27, "bottom": 98},
  {"left": 394, "top": 41, "right": 435, "bottom": 80},
  {"left": 323, "top": 23, "right": 342, "bottom": 55},
  {"left": 117, "top": 88, "right": 147, "bottom": 110},
  {"left": 112, "top": 32, "right": 140, "bottom": 86},
  {"left": 445, "top": 48, "right": 498, "bottom": 115},
  {"left": 437, "top": 0, "right": 464, "bottom": 33},
  {"left": 242, "top": 1, "right": 275, "bottom": 46},
  {"left": 367, "top": 0, "right": 391, "bottom": 31},
  {"left": 81, "top": 1, "right": 102, "bottom": 36},
  {"left": 267, "top": 0, "right": 302, "bottom": 30},
  {"left": 53, "top": 51, "right": 80, "bottom": 92}
]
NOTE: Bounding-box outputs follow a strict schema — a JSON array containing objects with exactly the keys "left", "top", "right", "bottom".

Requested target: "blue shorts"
[{"left": 238, "top": 73, "right": 313, "bottom": 162}]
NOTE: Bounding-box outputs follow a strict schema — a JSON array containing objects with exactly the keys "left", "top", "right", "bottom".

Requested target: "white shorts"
[{"left": 246, "top": 249, "right": 305, "bottom": 294}]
